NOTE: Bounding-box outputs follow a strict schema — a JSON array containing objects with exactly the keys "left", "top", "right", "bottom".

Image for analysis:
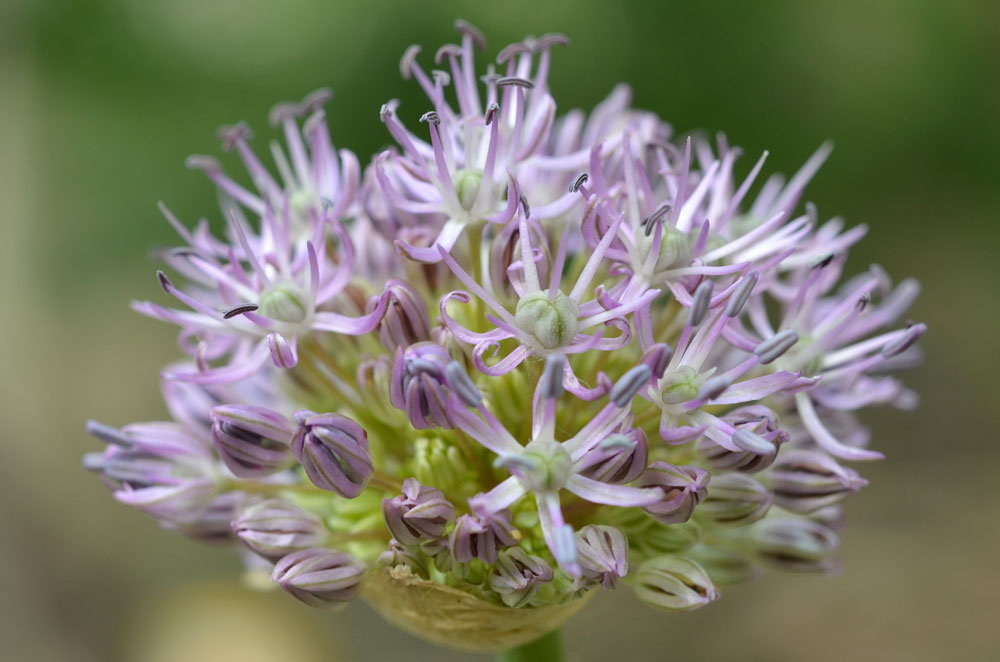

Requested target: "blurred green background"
[{"left": 1, "top": 0, "right": 998, "bottom": 660}]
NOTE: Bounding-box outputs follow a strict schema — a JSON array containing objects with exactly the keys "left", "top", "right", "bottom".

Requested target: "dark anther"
[
  {"left": 485, "top": 102, "right": 499, "bottom": 126},
  {"left": 496, "top": 76, "right": 534, "bottom": 89},
  {"left": 223, "top": 304, "right": 260, "bottom": 320},
  {"left": 569, "top": 172, "right": 589, "bottom": 193},
  {"left": 419, "top": 111, "right": 440, "bottom": 125}
]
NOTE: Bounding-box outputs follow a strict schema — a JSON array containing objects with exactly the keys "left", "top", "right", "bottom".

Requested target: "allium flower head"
[{"left": 85, "top": 20, "right": 926, "bottom": 654}]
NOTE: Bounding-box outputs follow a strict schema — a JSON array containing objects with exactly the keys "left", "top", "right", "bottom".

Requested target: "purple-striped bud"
[
  {"left": 86, "top": 420, "right": 220, "bottom": 525},
  {"left": 210, "top": 406, "right": 295, "bottom": 478},
  {"left": 291, "top": 411, "right": 373, "bottom": 497},
  {"left": 163, "top": 492, "right": 242, "bottom": 543},
  {"left": 374, "top": 279, "right": 432, "bottom": 351},
  {"left": 449, "top": 507, "right": 519, "bottom": 564},
  {"left": 697, "top": 406, "right": 786, "bottom": 473},
  {"left": 382, "top": 478, "right": 455, "bottom": 545},
  {"left": 389, "top": 342, "right": 453, "bottom": 429},
  {"left": 576, "top": 525, "right": 629, "bottom": 590},
  {"left": 232, "top": 499, "right": 328, "bottom": 560},
  {"left": 487, "top": 547, "right": 554, "bottom": 608},
  {"left": 749, "top": 517, "right": 841, "bottom": 574},
  {"left": 271, "top": 548, "right": 366, "bottom": 608},
  {"left": 766, "top": 450, "right": 867, "bottom": 514},
  {"left": 634, "top": 556, "right": 720, "bottom": 613},
  {"left": 637, "top": 462, "right": 710, "bottom": 524},
  {"left": 579, "top": 427, "right": 648, "bottom": 484},
  {"left": 688, "top": 544, "right": 760, "bottom": 586},
  {"left": 696, "top": 473, "right": 772, "bottom": 527}
]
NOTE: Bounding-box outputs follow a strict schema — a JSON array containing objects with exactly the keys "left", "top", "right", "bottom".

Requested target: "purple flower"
[
  {"left": 232, "top": 499, "right": 328, "bottom": 560},
  {"left": 448, "top": 354, "right": 663, "bottom": 575},
  {"left": 576, "top": 525, "right": 629, "bottom": 590},
  {"left": 633, "top": 556, "right": 720, "bottom": 613},
  {"left": 382, "top": 478, "right": 455, "bottom": 545},
  {"left": 272, "top": 548, "right": 366, "bottom": 608},
  {"left": 764, "top": 449, "right": 867, "bottom": 514},
  {"left": 488, "top": 547, "right": 554, "bottom": 608},
  {"left": 211, "top": 405, "right": 295, "bottom": 478},
  {"left": 85, "top": 420, "right": 221, "bottom": 525},
  {"left": 291, "top": 411, "right": 373, "bottom": 497},
  {"left": 636, "top": 462, "right": 710, "bottom": 525}
]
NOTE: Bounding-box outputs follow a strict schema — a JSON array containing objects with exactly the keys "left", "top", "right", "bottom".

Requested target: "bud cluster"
[{"left": 85, "top": 19, "right": 924, "bottom": 637}]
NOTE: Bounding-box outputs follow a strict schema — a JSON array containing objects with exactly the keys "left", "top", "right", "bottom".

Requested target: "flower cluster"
[{"left": 85, "top": 20, "right": 924, "bottom": 642}]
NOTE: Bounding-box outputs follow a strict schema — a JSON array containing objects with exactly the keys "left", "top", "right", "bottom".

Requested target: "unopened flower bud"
[
  {"left": 449, "top": 507, "right": 519, "bottom": 564},
  {"left": 272, "top": 548, "right": 366, "bottom": 609},
  {"left": 514, "top": 291, "right": 580, "bottom": 350},
  {"left": 696, "top": 473, "right": 772, "bottom": 527},
  {"left": 579, "top": 428, "right": 648, "bottom": 484},
  {"left": 749, "top": 517, "right": 841, "bottom": 574},
  {"left": 637, "top": 462, "right": 710, "bottom": 524},
  {"left": 634, "top": 556, "right": 720, "bottom": 613},
  {"left": 488, "top": 547, "right": 554, "bottom": 608},
  {"left": 575, "top": 525, "right": 629, "bottom": 590},
  {"left": 375, "top": 279, "right": 432, "bottom": 351},
  {"left": 232, "top": 499, "right": 327, "bottom": 560},
  {"left": 162, "top": 491, "right": 242, "bottom": 543},
  {"left": 211, "top": 405, "right": 295, "bottom": 478},
  {"left": 688, "top": 544, "right": 760, "bottom": 586},
  {"left": 765, "top": 450, "right": 867, "bottom": 514},
  {"left": 390, "top": 343, "right": 454, "bottom": 429},
  {"left": 291, "top": 411, "right": 373, "bottom": 497},
  {"left": 382, "top": 478, "right": 455, "bottom": 545}
]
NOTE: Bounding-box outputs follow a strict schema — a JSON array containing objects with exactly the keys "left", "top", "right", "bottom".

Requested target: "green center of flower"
[
  {"left": 452, "top": 168, "right": 484, "bottom": 211},
  {"left": 258, "top": 282, "right": 309, "bottom": 323},
  {"left": 659, "top": 366, "right": 701, "bottom": 405},
  {"left": 514, "top": 291, "right": 580, "bottom": 350},
  {"left": 516, "top": 438, "right": 573, "bottom": 492}
]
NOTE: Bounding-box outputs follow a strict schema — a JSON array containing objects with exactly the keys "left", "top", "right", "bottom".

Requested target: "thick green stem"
[{"left": 496, "top": 628, "right": 565, "bottom": 662}]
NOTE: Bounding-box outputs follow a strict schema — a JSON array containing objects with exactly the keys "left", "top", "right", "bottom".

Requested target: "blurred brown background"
[{"left": 1, "top": 0, "right": 997, "bottom": 660}]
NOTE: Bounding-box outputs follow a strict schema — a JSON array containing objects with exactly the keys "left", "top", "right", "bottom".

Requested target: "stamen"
[
  {"left": 731, "top": 430, "right": 777, "bottom": 455},
  {"left": 754, "top": 329, "right": 800, "bottom": 364},
  {"left": 400, "top": 45, "right": 421, "bottom": 80},
  {"left": 298, "top": 88, "right": 333, "bottom": 115},
  {"left": 184, "top": 155, "right": 222, "bottom": 173},
  {"left": 223, "top": 304, "right": 260, "bottom": 319},
  {"left": 496, "top": 42, "right": 532, "bottom": 64},
  {"left": 485, "top": 102, "right": 500, "bottom": 125},
  {"left": 434, "top": 44, "right": 463, "bottom": 64},
  {"left": 217, "top": 122, "right": 253, "bottom": 152},
  {"left": 696, "top": 376, "right": 731, "bottom": 401},
  {"left": 519, "top": 193, "right": 531, "bottom": 219},
  {"left": 610, "top": 365, "right": 653, "bottom": 407},
  {"left": 267, "top": 102, "right": 299, "bottom": 127},
  {"left": 725, "top": 272, "right": 759, "bottom": 317},
  {"left": 86, "top": 420, "right": 134, "bottom": 448},
  {"left": 540, "top": 354, "right": 566, "bottom": 399},
  {"left": 569, "top": 172, "right": 589, "bottom": 193},
  {"left": 431, "top": 69, "right": 451, "bottom": 86},
  {"left": 813, "top": 253, "right": 836, "bottom": 269},
  {"left": 156, "top": 270, "right": 173, "bottom": 294},
  {"left": 419, "top": 110, "right": 440, "bottom": 125},
  {"left": 599, "top": 434, "right": 636, "bottom": 451},
  {"left": 689, "top": 281, "right": 714, "bottom": 327},
  {"left": 454, "top": 19, "right": 487, "bottom": 51},
  {"left": 445, "top": 361, "right": 483, "bottom": 406},
  {"left": 82, "top": 452, "right": 105, "bottom": 472},
  {"left": 881, "top": 323, "right": 926, "bottom": 357},
  {"left": 496, "top": 76, "right": 534, "bottom": 89},
  {"left": 533, "top": 33, "right": 570, "bottom": 50}
]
